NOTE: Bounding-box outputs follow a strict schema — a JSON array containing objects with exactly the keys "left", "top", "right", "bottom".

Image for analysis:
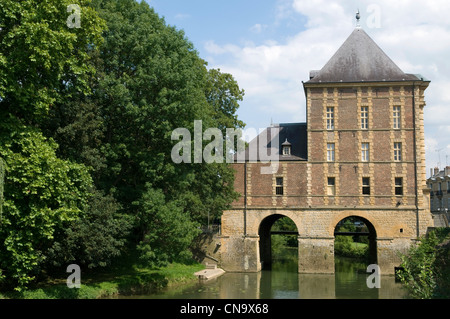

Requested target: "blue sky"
[
  {"left": 147, "top": 0, "right": 450, "bottom": 174},
  {"left": 149, "top": 0, "right": 306, "bottom": 51},
  {"left": 147, "top": 0, "right": 313, "bottom": 82}
]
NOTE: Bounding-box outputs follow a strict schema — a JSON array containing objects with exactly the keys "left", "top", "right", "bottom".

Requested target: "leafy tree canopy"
[
  {"left": 0, "top": 0, "right": 106, "bottom": 125},
  {"left": 0, "top": 0, "right": 245, "bottom": 289},
  {"left": 0, "top": 0, "right": 106, "bottom": 290},
  {"left": 0, "top": 121, "right": 94, "bottom": 289}
]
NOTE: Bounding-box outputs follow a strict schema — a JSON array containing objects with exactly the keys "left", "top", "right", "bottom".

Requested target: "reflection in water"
[{"left": 122, "top": 253, "right": 408, "bottom": 299}]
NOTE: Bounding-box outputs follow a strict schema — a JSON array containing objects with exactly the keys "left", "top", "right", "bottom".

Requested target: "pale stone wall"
[{"left": 220, "top": 208, "right": 432, "bottom": 275}]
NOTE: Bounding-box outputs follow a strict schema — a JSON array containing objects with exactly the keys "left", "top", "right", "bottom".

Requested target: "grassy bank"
[
  {"left": 0, "top": 252, "right": 204, "bottom": 299},
  {"left": 335, "top": 236, "right": 369, "bottom": 260}
]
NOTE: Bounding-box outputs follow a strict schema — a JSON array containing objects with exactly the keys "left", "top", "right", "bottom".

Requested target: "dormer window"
[{"left": 282, "top": 139, "right": 291, "bottom": 156}]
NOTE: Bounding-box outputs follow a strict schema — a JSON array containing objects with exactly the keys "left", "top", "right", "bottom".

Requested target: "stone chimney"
[
  {"left": 445, "top": 166, "right": 450, "bottom": 176},
  {"left": 434, "top": 167, "right": 440, "bottom": 176}
]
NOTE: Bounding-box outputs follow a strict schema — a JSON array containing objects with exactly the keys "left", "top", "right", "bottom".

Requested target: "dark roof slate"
[
  {"left": 307, "top": 28, "right": 420, "bottom": 83},
  {"left": 235, "top": 123, "right": 307, "bottom": 162}
]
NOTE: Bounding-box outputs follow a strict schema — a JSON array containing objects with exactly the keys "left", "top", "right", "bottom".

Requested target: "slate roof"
[
  {"left": 307, "top": 27, "right": 421, "bottom": 83},
  {"left": 235, "top": 123, "right": 307, "bottom": 162}
]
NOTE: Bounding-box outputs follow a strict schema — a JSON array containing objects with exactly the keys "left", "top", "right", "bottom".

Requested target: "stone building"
[
  {"left": 219, "top": 24, "right": 433, "bottom": 275},
  {"left": 428, "top": 166, "right": 450, "bottom": 227}
]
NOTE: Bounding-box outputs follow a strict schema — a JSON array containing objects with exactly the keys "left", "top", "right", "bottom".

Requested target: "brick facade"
[{"left": 219, "top": 27, "right": 434, "bottom": 275}]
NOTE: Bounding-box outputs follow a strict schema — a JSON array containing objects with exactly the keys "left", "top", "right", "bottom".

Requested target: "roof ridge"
[{"left": 307, "top": 28, "right": 419, "bottom": 83}]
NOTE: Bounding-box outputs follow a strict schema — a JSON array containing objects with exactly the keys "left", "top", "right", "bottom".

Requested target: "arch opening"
[
  {"left": 258, "top": 214, "right": 298, "bottom": 270},
  {"left": 334, "top": 216, "right": 377, "bottom": 265}
]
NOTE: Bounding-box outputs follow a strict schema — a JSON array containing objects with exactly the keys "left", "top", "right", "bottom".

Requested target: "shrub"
[
  {"left": 398, "top": 228, "right": 450, "bottom": 299},
  {"left": 335, "top": 236, "right": 368, "bottom": 259}
]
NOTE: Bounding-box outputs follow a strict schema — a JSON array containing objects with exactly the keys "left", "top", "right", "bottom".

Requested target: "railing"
[{"left": 200, "top": 224, "right": 221, "bottom": 235}]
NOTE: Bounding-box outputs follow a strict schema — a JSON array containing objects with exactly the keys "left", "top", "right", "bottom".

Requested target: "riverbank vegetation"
[
  {"left": 397, "top": 228, "right": 450, "bottom": 299},
  {"left": 0, "top": 0, "right": 244, "bottom": 293},
  {"left": 334, "top": 218, "right": 370, "bottom": 261},
  {"left": 0, "top": 250, "right": 204, "bottom": 299},
  {"left": 271, "top": 217, "right": 298, "bottom": 264}
]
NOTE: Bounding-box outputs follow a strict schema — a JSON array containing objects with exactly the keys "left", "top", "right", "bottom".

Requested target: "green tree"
[
  {"left": 398, "top": 228, "right": 450, "bottom": 299},
  {"left": 83, "top": 0, "right": 242, "bottom": 266},
  {"left": 0, "top": 157, "right": 4, "bottom": 282},
  {"left": 0, "top": 157, "right": 4, "bottom": 223},
  {"left": 0, "top": 124, "right": 93, "bottom": 290},
  {"left": 271, "top": 217, "right": 298, "bottom": 248},
  {"left": 204, "top": 68, "right": 245, "bottom": 133},
  {"left": 0, "top": 0, "right": 105, "bottom": 125},
  {"left": 137, "top": 187, "right": 201, "bottom": 268},
  {"left": 39, "top": 0, "right": 244, "bottom": 270},
  {"left": 45, "top": 189, "right": 133, "bottom": 270},
  {"left": 0, "top": 0, "right": 105, "bottom": 290},
  {"left": 44, "top": 98, "right": 108, "bottom": 179}
]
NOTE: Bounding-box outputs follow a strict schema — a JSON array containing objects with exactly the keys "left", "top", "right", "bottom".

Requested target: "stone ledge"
[{"left": 194, "top": 268, "right": 225, "bottom": 281}]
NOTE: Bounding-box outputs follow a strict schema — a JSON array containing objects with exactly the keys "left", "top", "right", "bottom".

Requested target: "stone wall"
[{"left": 220, "top": 208, "right": 432, "bottom": 275}]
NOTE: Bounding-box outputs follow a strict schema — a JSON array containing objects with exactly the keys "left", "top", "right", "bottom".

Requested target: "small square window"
[
  {"left": 283, "top": 146, "right": 291, "bottom": 156},
  {"left": 276, "top": 177, "right": 284, "bottom": 196},
  {"left": 395, "top": 178, "right": 403, "bottom": 196},
  {"left": 362, "top": 177, "right": 370, "bottom": 195},
  {"left": 327, "top": 177, "right": 336, "bottom": 196}
]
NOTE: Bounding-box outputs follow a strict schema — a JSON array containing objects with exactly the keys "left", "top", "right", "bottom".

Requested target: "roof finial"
[{"left": 356, "top": 9, "right": 361, "bottom": 28}]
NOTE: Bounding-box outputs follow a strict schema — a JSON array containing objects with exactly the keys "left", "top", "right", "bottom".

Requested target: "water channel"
[{"left": 121, "top": 251, "right": 409, "bottom": 299}]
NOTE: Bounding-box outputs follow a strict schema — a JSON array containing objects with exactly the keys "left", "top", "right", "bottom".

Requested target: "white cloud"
[
  {"left": 204, "top": 0, "right": 450, "bottom": 168},
  {"left": 292, "top": 0, "right": 348, "bottom": 28},
  {"left": 174, "top": 13, "right": 190, "bottom": 20},
  {"left": 250, "top": 23, "right": 268, "bottom": 34},
  {"left": 204, "top": 41, "right": 240, "bottom": 56}
]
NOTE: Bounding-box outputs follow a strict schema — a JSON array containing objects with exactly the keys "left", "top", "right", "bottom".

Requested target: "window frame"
[
  {"left": 361, "top": 106, "right": 369, "bottom": 130},
  {"left": 395, "top": 177, "right": 403, "bottom": 196},
  {"left": 394, "top": 142, "right": 402, "bottom": 162},
  {"left": 327, "top": 177, "right": 336, "bottom": 196},
  {"left": 393, "top": 106, "right": 401, "bottom": 130},
  {"left": 282, "top": 145, "right": 291, "bottom": 156},
  {"left": 327, "top": 143, "right": 335, "bottom": 162},
  {"left": 361, "top": 143, "right": 370, "bottom": 162},
  {"left": 326, "top": 107, "right": 335, "bottom": 130},
  {"left": 276, "top": 177, "right": 284, "bottom": 196},
  {"left": 362, "top": 177, "right": 371, "bottom": 195}
]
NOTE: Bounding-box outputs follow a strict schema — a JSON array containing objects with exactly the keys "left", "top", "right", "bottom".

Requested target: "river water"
[{"left": 123, "top": 253, "right": 409, "bottom": 299}]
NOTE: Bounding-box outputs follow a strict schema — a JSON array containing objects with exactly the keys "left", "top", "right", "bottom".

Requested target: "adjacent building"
[{"left": 428, "top": 167, "right": 450, "bottom": 227}]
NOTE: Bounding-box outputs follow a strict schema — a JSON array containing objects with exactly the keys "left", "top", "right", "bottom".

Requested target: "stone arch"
[
  {"left": 328, "top": 211, "right": 381, "bottom": 237},
  {"left": 258, "top": 213, "right": 299, "bottom": 270},
  {"left": 333, "top": 214, "right": 378, "bottom": 264}
]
